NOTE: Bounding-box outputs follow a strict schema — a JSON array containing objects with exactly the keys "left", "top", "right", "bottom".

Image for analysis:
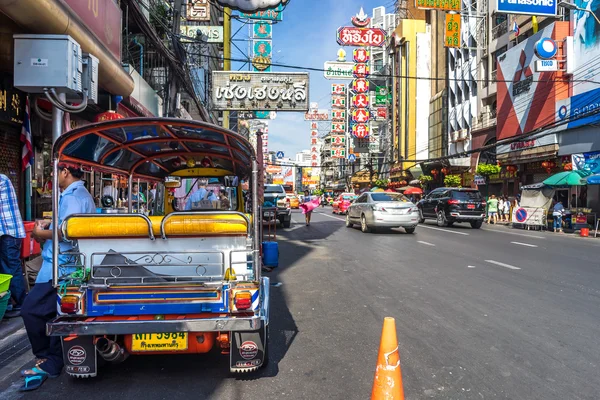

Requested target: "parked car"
[
  {"left": 346, "top": 192, "right": 419, "bottom": 233},
  {"left": 417, "top": 187, "right": 486, "bottom": 229},
  {"left": 332, "top": 193, "right": 357, "bottom": 215},
  {"left": 264, "top": 184, "right": 292, "bottom": 228},
  {"left": 286, "top": 193, "right": 300, "bottom": 209}
]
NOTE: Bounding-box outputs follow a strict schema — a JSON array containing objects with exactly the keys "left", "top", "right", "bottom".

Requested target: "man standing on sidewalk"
[
  {"left": 19, "top": 164, "right": 95, "bottom": 391},
  {"left": 0, "top": 173, "right": 27, "bottom": 319}
]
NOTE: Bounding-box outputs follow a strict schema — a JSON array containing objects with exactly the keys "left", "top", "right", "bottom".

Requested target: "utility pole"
[
  {"left": 168, "top": 0, "right": 184, "bottom": 117},
  {"left": 222, "top": 6, "right": 231, "bottom": 128}
]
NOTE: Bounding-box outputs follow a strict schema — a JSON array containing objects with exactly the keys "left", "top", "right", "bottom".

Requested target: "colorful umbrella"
[
  {"left": 542, "top": 170, "right": 591, "bottom": 187},
  {"left": 404, "top": 187, "right": 423, "bottom": 195}
]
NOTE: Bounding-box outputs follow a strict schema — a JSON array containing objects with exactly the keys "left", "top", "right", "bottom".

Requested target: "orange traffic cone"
[{"left": 371, "top": 317, "right": 405, "bottom": 400}]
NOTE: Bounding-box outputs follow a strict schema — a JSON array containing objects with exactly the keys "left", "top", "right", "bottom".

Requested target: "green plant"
[
  {"left": 313, "top": 189, "right": 323, "bottom": 196},
  {"left": 374, "top": 179, "right": 389, "bottom": 189},
  {"left": 444, "top": 174, "right": 462, "bottom": 187},
  {"left": 419, "top": 175, "right": 433, "bottom": 188},
  {"left": 476, "top": 163, "right": 501, "bottom": 177},
  {"left": 150, "top": 1, "right": 169, "bottom": 40}
]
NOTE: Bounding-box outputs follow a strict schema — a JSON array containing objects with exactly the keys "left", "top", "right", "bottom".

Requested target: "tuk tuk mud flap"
[
  {"left": 230, "top": 326, "right": 267, "bottom": 373},
  {"left": 62, "top": 336, "right": 98, "bottom": 378}
]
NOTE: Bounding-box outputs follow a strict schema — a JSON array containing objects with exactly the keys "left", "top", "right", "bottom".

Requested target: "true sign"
[{"left": 337, "top": 27, "right": 387, "bottom": 47}]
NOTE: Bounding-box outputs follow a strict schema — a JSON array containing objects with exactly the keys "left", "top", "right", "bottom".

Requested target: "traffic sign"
[
  {"left": 348, "top": 154, "right": 356, "bottom": 162},
  {"left": 276, "top": 151, "right": 284, "bottom": 159}
]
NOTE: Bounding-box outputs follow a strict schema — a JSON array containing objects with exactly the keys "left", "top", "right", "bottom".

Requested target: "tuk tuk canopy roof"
[{"left": 53, "top": 118, "right": 256, "bottom": 180}]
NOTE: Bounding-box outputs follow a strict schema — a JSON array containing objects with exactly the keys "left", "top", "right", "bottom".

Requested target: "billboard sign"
[
  {"left": 337, "top": 27, "right": 387, "bottom": 47},
  {"left": 324, "top": 61, "right": 354, "bottom": 80},
  {"left": 415, "top": 0, "right": 460, "bottom": 11},
  {"left": 444, "top": 13, "right": 461, "bottom": 48},
  {"left": 211, "top": 72, "right": 309, "bottom": 111},
  {"left": 238, "top": 2, "right": 286, "bottom": 19},
  {"left": 496, "top": 0, "right": 557, "bottom": 17},
  {"left": 181, "top": 26, "right": 223, "bottom": 43}
]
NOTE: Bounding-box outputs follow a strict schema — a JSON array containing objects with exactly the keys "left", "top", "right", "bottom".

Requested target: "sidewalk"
[{"left": 483, "top": 220, "right": 600, "bottom": 240}]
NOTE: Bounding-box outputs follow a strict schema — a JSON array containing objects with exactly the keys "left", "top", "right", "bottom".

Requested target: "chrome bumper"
[
  {"left": 47, "top": 277, "right": 270, "bottom": 337},
  {"left": 449, "top": 213, "right": 485, "bottom": 220}
]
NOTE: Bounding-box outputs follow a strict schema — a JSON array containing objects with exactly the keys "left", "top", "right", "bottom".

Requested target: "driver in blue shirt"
[
  {"left": 20, "top": 164, "right": 95, "bottom": 390},
  {"left": 185, "top": 182, "right": 218, "bottom": 210}
]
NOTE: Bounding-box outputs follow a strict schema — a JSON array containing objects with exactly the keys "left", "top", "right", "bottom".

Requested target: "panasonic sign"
[{"left": 497, "top": 0, "right": 557, "bottom": 16}]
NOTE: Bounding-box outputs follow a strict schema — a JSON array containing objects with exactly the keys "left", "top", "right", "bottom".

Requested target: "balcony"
[{"left": 492, "top": 20, "right": 508, "bottom": 40}]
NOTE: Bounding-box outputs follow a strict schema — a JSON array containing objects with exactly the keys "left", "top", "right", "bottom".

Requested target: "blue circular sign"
[
  {"left": 276, "top": 151, "right": 284, "bottom": 159},
  {"left": 534, "top": 38, "right": 558, "bottom": 59},
  {"left": 558, "top": 105, "right": 568, "bottom": 120},
  {"left": 515, "top": 208, "right": 528, "bottom": 223}
]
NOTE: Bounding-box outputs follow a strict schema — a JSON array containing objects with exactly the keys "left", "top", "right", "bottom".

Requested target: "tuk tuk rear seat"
[{"left": 64, "top": 214, "right": 249, "bottom": 240}]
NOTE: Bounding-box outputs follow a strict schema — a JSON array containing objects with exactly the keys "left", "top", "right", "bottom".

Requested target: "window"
[
  {"left": 370, "top": 193, "right": 410, "bottom": 202},
  {"left": 355, "top": 194, "right": 368, "bottom": 203},
  {"left": 451, "top": 190, "right": 482, "bottom": 201},
  {"left": 264, "top": 185, "right": 285, "bottom": 194}
]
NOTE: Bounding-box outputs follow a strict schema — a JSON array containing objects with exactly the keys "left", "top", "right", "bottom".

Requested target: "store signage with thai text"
[
  {"left": 323, "top": 61, "right": 354, "bottom": 80},
  {"left": 415, "top": 0, "right": 461, "bottom": 11},
  {"left": 444, "top": 13, "right": 461, "bottom": 48},
  {"left": 304, "top": 109, "right": 329, "bottom": 120},
  {"left": 63, "top": 0, "right": 122, "bottom": 60},
  {"left": 186, "top": 0, "right": 211, "bottom": 21},
  {"left": 336, "top": 27, "right": 387, "bottom": 47},
  {"left": 240, "top": 4, "right": 285, "bottom": 21},
  {"left": 211, "top": 72, "right": 309, "bottom": 111},
  {"left": 496, "top": 134, "right": 558, "bottom": 155}
]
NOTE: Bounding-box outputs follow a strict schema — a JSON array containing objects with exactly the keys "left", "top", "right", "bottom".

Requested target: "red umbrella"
[
  {"left": 404, "top": 187, "right": 423, "bottom": 195},
  {"left": 385, "top": 189, "right": 395, "bottom": 193}
]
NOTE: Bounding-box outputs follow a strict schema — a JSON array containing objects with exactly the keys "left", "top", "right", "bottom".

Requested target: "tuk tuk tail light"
[
  {"left": 234, "top": 291, "right": 252, "bottom": 310},
  {"left": 60, "top": 295, "right": 80, "bottom": 314}
]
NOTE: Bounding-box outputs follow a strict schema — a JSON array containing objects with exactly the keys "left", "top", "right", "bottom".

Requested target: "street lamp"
[{"left": 558, "top": 1, "right": 600, "bottom": 25}]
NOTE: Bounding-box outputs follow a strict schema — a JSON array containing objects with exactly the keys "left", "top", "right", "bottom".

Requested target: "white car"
[{"left": 346, "top": 192, "right": 419, "bottom": 233}]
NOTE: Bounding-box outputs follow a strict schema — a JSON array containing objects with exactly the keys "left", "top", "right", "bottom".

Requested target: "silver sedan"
[{"left": 346, "top": 192, "right": 419, "bottom": 233}]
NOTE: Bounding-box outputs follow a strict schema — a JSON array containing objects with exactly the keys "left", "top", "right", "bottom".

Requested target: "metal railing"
[{"left": 492, "top": 20, "right": 508, "bottom": 39}]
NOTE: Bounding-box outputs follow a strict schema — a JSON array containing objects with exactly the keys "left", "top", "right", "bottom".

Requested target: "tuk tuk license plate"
[{"left": 131, "top": 333, "right": 188, "bottom": 352}]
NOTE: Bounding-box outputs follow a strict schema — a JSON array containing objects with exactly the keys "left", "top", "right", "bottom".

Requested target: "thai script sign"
[
  {"left": 444, "top": 13, "right": 461, "bottom": 48},
  {"left": 304, "top": 109, "right": 330, "bottom": 120},
  {"left": 324, "top": 61, "right": 354, "bottom": 80},
  {"left": 336, "top": 27, "right": 387, "bottom": 47},
  {"left": 240, "top": 3, "right": 285, "bottom": 20},
  {"left": 415, "top": 0, "right": 461, "bottom": 11},
  {"left": 211, "top": 72, "right": 309, "bottom": 111}
]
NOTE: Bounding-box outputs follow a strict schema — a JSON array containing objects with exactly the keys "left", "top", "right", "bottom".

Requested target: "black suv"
[{"left": 417, "top": 188, "right": 486, "bottom": 229}]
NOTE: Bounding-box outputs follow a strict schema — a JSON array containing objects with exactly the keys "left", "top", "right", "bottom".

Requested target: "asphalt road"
[{"left": 1, "top": 208, "right": 600, "bottom": 399}]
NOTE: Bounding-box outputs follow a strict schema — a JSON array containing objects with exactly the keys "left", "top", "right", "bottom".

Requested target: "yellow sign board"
[
  {"left": 444, "top": 13, "right": 461, "bottom": 48},
  {"left": 416, "top": 0, "right": 461, "bottom": 11}
]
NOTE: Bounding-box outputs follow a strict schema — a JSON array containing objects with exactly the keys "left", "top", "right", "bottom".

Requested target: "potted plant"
[
  {"left": 419, "top": 175, "right": 433, "bottom": 189},
  {"left": 444, "top": 174, "right": 462, "bottom": 188}
]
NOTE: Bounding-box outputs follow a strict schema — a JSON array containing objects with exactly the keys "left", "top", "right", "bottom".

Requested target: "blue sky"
[{"left": 231, "top": 0, "right": 394, "bottom": 159}]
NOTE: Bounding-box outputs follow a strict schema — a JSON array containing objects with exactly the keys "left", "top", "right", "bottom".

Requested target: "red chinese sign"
[
  {"left": 311, "top": 130, "right": 318, "bottom": 136},
  {"left": 331, "top": 148, "right": 346, "bottom": 158},
  {"left": 331, "top": 84, "right": 347, "bottom": 95},
  {"left": 352, "top": 108, "right": 370, "bottom": 123},
  {"left": 353, "top": 63, "right": 370, "bottom": 78},
  {"left": 352, "top": 123, "right": 370, "bottom": 138},
  {"left": 331, "top": 122, "right": 346, "bottom": 133},
  {"left": 353, "top": 48, "right": 370, "bottom": 63},
  {"left": 352, "top": 94, "right": 369, "bottom": 108},
  {"left": 377, "top": 107, "right": 387, "bottom": 119},
  {"left": 332, "top": 96, "right": 346, "bottom": 108},
  {"left": 311, "top": 122, "right": 318, "bottom": 129},
  {"left": 331, "top": 109, "right": 346, "bottom": 121},
  {"left": 352, "top": 78, "right": 369, "bottom": 94},
  {"left": 337, "top": 27, "right": 387, "bottom": 47},
  {"left": 311, "top": 138, "right": 318, "bottom": 145},
  {"left": 62, "top": 0, "right": 122, "bottom": 60}
]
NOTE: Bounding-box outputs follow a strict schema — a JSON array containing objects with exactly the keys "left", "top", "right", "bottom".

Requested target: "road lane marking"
[
  {"left": 485, "top": 260, "right": 521, "bottom": 270},
  {"left": 510, "top": 241, "right": 538, "bottom": 248},
  {"left": 468, "top": 265, "right": 476, "bottom": 268},
  {"left": 419, "top": 225, "right": 470, "bottom": 235},
  {"left": 481, "top": 228, "right": 544, "bottom": 239},
  {"left": 417, "top": 240, "right": 436, "bottom": 246},
  {"left": 317, "top": 212, "right": 346, "bottom": 222}
]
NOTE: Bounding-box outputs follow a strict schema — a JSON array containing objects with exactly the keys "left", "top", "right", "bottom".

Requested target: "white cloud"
[{"left": 215, "top": 0, "right": 287, "bottom": 12}]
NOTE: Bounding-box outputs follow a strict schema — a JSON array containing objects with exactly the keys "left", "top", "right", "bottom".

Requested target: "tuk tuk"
[{"left": 46, "top": 118, "right": 269, "bottom": 377}]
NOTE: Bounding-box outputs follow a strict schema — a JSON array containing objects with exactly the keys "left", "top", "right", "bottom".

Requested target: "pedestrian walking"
[
  {"left": 498, "top": 196, "right": 505, "bottom": 222},
  {"left": 0, "top": 174, "right": 27, "bottom": 319},
  {"left": 502, "top": 196, "right": 510, "bottom": 222},
  {"left": 553, "top": 200, "right": 565, "bottom": 233},
  {"left": 20, "top": 164, "right": 95, "bottom": 391},
  {"left": 303, "top": 190, "right": 313, "bottom": 226},
  {"left": 487, "top": 194, "right": 499, "bottom": 224}
]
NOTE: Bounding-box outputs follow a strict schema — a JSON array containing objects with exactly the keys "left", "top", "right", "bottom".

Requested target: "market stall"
[{"left": 512, "top": 183, "right": 554, "bottom": 230}]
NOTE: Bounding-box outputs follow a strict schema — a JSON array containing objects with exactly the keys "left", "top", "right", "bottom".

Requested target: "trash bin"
[
  {"left": 0, "top": 290, "right": 11, "bottom": 320},
  {"left": 581, "top": 227, "right": 589, "bottom": 237}
]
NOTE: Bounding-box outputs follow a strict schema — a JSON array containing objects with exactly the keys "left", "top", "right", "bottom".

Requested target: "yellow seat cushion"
[{"left": 64, "top": 214, "right": 249, "bottom": 238}]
